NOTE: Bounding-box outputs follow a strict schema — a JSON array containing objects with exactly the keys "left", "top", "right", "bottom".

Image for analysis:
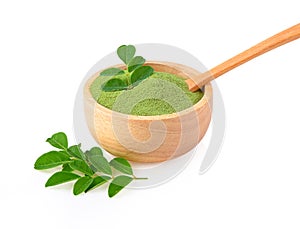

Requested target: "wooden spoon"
[{"left": 186, "top": 23, "right": 300, "bottom": 92}]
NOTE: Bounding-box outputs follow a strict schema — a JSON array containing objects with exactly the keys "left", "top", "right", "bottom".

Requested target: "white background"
[{"left": 1, "top": 0, "right": 299, "bottom": 228}]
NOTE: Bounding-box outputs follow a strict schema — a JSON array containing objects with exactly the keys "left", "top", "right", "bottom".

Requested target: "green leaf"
[
  {"left": 46, "top": 132, "right": 68, "bottom": 150},
  {"left": 34, "top": 151, "right": 71, "bottom": 170},
  {"left": 84, "top": 146, "right": 102, "bottom": 171},
  {"left": 69, "top": 160, "right": 94, "bottom": 176},
  {"left": 102, "top": 78, "right": 128, "bottom": 92},
  {"left": 128, "top": 56, "right": 145, "bottom": 72},
  {"left": 100, "top": 68, "right": 125, "bottom": 76},
  {"left": 45, "top": 171, "right": 80, "bottom": 187},
  {"left": 108, "top": 175, "right": 133, "bottom": 198},
  {"left": 68, "top": 144, "right": 85, "bottom": 160},
  {"left": 130, "top": 66, "right": 154, "bottom": 86},
  {"left": 85, "top": 175, "right": 111, "bottom": 193},
  {"left": 88, "top": 155, "right": 112, "bottom": 175},
  {"left": 62, "top": 163, "right": 73, "bottom": 172},
  {"left": 59, "top": 150, "right": 70, "bottom": 158},
  {"left": 117, "top": 45, "right": 136, "bottom": 64},
  {"left": 85, "top": 147, "right": 103, "bottom": 158},
  {"left": 110, "top": 158, "right": 133, "bottom": 175},
  {"left": 73, "top": 176, "right": 93, "bottom": 195}
]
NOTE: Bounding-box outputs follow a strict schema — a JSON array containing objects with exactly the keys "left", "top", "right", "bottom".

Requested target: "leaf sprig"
[
  {"left": 100, "top": 45, "right": 154, "bottom": 92},
  {"left": 34, "top": 132, "right": 147, "bottom": 197}
]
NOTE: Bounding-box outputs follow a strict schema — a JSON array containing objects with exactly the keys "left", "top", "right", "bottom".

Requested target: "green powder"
[{"left": 90, "top": 72, "right": 203, "bottom": 116}]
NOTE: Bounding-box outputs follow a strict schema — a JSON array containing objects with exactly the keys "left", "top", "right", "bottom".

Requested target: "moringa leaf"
[
  {"left": 110, "top": 158, "right": 133, "bottom": 175},
  {"left": 130, "top": 66, "right": 153, "bottom": 86},
  {"left": 117, "top": 45, "right": 135, "bottom": 64},
  {"left": 128, "top": 56, "right": 145, "bottom": 72},
  {"left": 62, "top": 163, "right": 73, "bottom": 172},
  {"left": 73, "top": 176, "right": 93, "bottom": 195},
  {"left": 68, "top": 144, "right": 85, "bottom": 160},
  {"left": 102, "top": 78, "right": 128, "bottom": 92},
  {"left": 108, "top": 175, "right": 133, "bottom": 198},
  {"left": 84, "top": 147, "right": 102, "bottom": 172},
  {"left": 100, "top": 68, "right": 125, "bottom": 76},
  {"left": 58, "top": 150, "right": 70, "bottom": 158},
  {"left": 85, "top": 175, "right": 111, "bottom": 193},
  {"left": 85, "top": 147, "right": 103, "bottom": 158},
  {"left": 34, "top": 151, "right": 71, "bottom": 170},
  {"left": 46, "top": 132, "right": 68, "bottom": 150},
  {"left": 88, "top": 155, "right": 112, "bottom": 175},
  {"left": 69, "top": 160, "right": 94, "bottom": 176},
  {"left": 45, "top": 171, "right": 80, "bottom": 187}
]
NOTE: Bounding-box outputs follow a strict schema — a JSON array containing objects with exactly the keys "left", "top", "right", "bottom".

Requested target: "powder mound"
[{"left": 90, "top": 72, "right": 203, "bottom": 116}]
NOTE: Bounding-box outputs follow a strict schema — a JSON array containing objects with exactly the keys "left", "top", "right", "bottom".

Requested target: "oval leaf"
[
  {"left": 85, "top": 147, "right": 103, "bottom": 158},
  {"left": 34, "top": 151, "right": 71, "bottom": 170},
  {"left": 117, "top": 45, "right": 136, "bottom": 64},
  {"left": 85, "top": 147, "right": 102, "bottom": 172},
  {"left": 69, "top": 160, "right": 94, "bottom": 176},
  {"left": 73, "top": 176, "right": 93, "bottom": 195},
  {"left": 88, "top": 155, "right": 112, "bottom": 175},
  {"left": 46, "top": 132, "right": 68, "bottom": 150},
  {"left": 110, "top": 158, "right": 133, "bottom": 175},
  {"left": 62, "top": 163, "right": 73, "bottom": 172},
  {"left": 128, "top": 56, "right": 145, "bottom": 72},
  {"left": 100, "top": 68, "right": 124, "bottom": 76},
  {"left": 68, "top": 144, "right": 85, "bottom": 160},
  {"left": 130, "top": 66, "right": 154, "bottom": 86},
  {"left": 85, "top": 175, "right": 111, "bottom": 193},
  {"left": 45, "top": 171, "right": 80, "bottom": 187},
  {"left": 102, "top": 78, "right": 128, "bottom": 92},
  {"left": 58, "top": 150, "right": 70, "bottom": 157},
  {"left": 108, "top": 175, "right": 133, "bottom": 198}
]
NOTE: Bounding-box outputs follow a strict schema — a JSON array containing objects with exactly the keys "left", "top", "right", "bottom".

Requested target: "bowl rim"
[{"left": 84, "top": 61, "right": 212, "bottom": 121}]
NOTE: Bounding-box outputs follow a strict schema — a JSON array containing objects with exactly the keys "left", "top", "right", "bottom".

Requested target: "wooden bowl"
[{"left": 83, "top": 61, "right": 212, "bottom": 163}]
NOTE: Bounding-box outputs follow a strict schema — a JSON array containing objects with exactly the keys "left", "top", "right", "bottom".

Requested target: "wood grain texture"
[
  {"left": 84, "top": 62, "right": 212, "bottom": 162},
  {"left": 187, "top": 23, "right": 300, "bottom": 91}
]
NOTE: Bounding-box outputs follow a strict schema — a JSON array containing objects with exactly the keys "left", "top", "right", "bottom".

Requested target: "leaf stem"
[
  {"left": 125, "top": 69, "right": 131, "bottom": 86},
  {"left": 133, "top": 175, "right": 148, "bottom": 180}
]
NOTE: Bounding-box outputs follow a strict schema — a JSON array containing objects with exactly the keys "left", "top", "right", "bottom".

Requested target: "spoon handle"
[{"left": 187, "top": 23, "right": 300, "bottom": 92}]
